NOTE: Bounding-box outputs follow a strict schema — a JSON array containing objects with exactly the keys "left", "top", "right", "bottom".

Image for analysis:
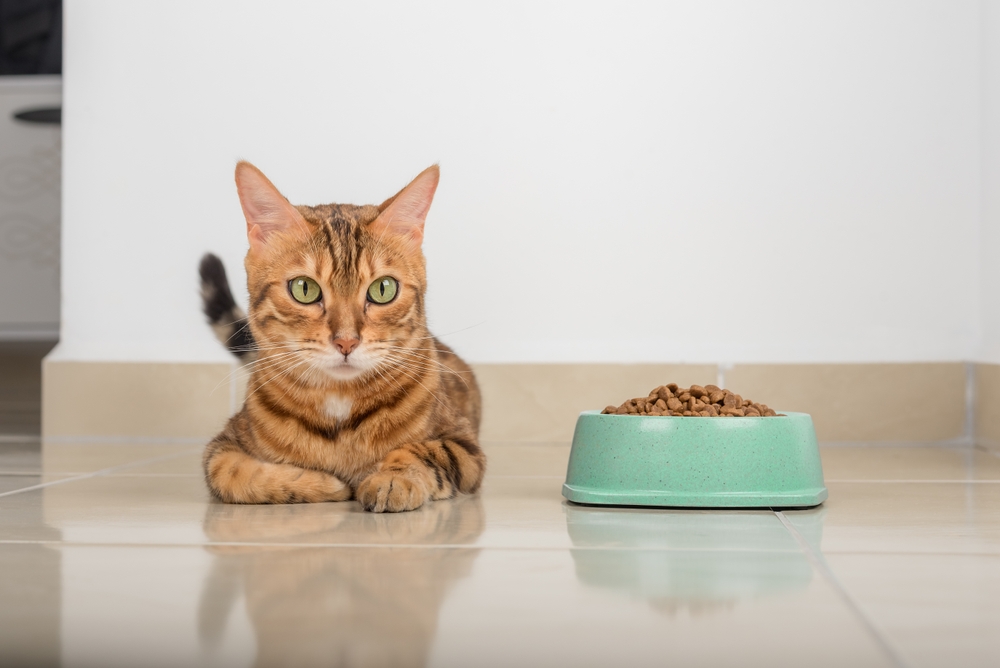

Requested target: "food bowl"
[{"left": 562, "top": 411, "right": 827, "bottom": 509}]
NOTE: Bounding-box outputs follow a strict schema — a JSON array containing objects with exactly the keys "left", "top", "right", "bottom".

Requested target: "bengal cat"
[{"left": 198, "top": 162, "right": 484, "bottom": 512}]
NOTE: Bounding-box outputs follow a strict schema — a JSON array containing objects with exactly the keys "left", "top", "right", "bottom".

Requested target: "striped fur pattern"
[{"left": 202, "top": 162, "right": 484, "bottom": 512}]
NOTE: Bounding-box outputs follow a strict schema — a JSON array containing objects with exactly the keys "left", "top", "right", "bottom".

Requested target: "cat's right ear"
[{"left": 234, "top": 161, "right": 311, "bottom": 251}]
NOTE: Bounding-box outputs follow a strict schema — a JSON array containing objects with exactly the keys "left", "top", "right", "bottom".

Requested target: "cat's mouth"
[
  {"left": 325, "top": 358, "right": 364, "bottom": 379},
  {"left": 315, "top": 350, "right": 373, "bottom": 381}
]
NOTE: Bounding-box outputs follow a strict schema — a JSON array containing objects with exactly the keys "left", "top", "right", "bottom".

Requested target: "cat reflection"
[{"left": 199, "top": 496, "right": 484, "bottom": 667}]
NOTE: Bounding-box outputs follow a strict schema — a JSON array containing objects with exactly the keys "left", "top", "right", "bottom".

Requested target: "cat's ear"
[
  {"left": 371, "top": 165, "right": 439, "bottom": 249},
  {"left": 234, "top": 161, "right": 311, "bottom": 250}
]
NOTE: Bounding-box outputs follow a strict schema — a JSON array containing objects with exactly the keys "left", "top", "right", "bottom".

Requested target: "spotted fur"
[{"left": 202, "top": 162, "right": 483, "bottom": 512}]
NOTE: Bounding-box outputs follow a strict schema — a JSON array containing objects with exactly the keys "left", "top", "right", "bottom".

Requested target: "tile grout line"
[
  {"left": 774, "top": 511, "right": 911, "bottom": 668},
  {"left": 0, "top": 448, "right": 202, "bottom": 500},
  {"left": 1, "top": 538, "right": 998, "bottom": 556},
  {"left": 0, "top": 538, "right": 806, "bottom": 553}
]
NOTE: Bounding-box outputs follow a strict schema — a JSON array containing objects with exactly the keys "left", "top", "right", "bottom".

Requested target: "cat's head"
[{"left": 235, "top": 161, "right": 438, "bottom": 383}]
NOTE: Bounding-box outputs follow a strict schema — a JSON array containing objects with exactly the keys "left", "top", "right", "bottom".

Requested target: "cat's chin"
[{"left": 317, "top": 360, "right": 371, "bottom": 383}]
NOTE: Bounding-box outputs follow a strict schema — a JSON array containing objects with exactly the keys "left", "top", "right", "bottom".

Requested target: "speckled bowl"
[{"left": 562, "top": 411, "right": 827, "bottom": 509}]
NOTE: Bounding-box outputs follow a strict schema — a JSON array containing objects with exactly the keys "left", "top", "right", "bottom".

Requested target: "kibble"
[{"left": 602, "top": 383, "right": 780, "bottom": 418}]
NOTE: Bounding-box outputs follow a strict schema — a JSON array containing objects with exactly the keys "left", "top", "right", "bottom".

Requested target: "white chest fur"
[{"left": 324, "top": 394, "right": 354, "bottom": 422}]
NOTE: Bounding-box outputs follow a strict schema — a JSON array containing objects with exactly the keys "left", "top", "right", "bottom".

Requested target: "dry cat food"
[{"left": 602, "top": 383, "right": 780, "bottom": 418}]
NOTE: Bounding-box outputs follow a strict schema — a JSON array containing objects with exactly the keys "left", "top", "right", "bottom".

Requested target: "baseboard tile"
[{"left": 41, "top": 360, "right": 982, "bottom": 445}]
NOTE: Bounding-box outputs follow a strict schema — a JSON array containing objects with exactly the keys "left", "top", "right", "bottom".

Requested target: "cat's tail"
[{"left": 199, "top": 253, "right": 256, "bottom": 361}]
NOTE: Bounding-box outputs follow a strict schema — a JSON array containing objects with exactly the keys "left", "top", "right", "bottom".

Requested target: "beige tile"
[
  {"left": 481, "top": 442, "right": 570, "bottom": 477},
  {"left": 434, "top": 548, "right": 894, "bottom": 668},
  {"left": 42, "top": 360, "right": 238, "bottom": 439},
  {"left": 785, "top": 482, "right": 1000, "bottom": 554},
  {"left": 103, "top": 448, "right": 205, "bottom": 476},
  {"left": 41, "top": 442, "right": 201, "bottom": 474},
  {"left": 725, "top": 363, "right": 966, "bottom": 442},
  {"left": 825, "top": 553, "right": 1000, "bottom": 668},
  {"left": 819, "top": 445, "right": 1000, "bottom": 481},
  {"left": 975, "top": 363, "right": 1000, "bottom": 453},
  {"left": 0, "top": 544, "right": 61, "bottom": 667},
  {"left": 0, "top": 542, "right": 894, "bottom": 668},
  {"left": 0, "top": 474, "right": 73, "bottom": 495},
  {"left": 474, "top": 363, "right": 717, "bottom": 442}
]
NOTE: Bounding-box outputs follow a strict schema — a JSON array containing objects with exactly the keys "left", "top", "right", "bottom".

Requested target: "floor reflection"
[
  {"left": 0, "top": 488, "right": 61, "bottom": 667},
  {"left": 199, "top": 496, "right": 485, "bottom": 668},
  {"left": 565, "top": 504, "right": 827, "bottom": 616}
]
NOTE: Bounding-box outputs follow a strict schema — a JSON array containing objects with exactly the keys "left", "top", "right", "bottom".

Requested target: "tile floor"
[{"left": 0, "top": 438, "right": 998, "bottom": 667}]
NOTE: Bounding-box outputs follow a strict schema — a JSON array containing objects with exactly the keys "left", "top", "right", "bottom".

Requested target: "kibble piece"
[
  {"left": 690, "top": 385, "right": 707, "bottom": 399},
  {"left": 667, "top": 397, "right": 683, "bottom": 411},
  {"left": 708, "top": 390, "right": 726, "bottom": 404},
  {"left": 655, "top": 398, "right": 667, "bottom": 410}
]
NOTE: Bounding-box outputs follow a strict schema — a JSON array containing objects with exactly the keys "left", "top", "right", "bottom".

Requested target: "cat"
[{"left": 198, "top": 162, "right": 484, "bottom": 512}]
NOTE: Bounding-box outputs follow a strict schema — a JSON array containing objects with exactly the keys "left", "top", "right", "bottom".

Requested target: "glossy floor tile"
[{"left": 0, "top": 441, "right": 997, "bottom": 666}]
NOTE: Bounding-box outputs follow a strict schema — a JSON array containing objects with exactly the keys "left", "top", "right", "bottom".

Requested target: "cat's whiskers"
[
  {"left": 245, "top": 354, "right": 312, "bottom": 403},
  {"left": 371, "top": 321, "right": 485, "bottom": 346},
  {"left": 378, "top": 348, "right": 472, "bottom": 387},
  {"left": 373, "top": 354, "right": 450, "bottom": 411},
  {"left": 209, "top": 346, "right": 310, "bottom": 395}
]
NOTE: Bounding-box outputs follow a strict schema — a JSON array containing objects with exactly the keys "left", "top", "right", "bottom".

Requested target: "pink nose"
[{"left": 333, "top": 337, "right": 360, "bottom": 356}]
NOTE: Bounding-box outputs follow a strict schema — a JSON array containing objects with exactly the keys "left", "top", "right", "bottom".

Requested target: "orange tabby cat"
[{"left": 199, "top": 162, "right": 484, "bottom": 512}]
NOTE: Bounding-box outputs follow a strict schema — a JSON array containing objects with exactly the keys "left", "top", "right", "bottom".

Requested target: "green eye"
[
  {"left": 367, "top": 277, "right": 398, "bottom": 304},
  {"left": 289, "top": 277, "right": 322, "bottom": 304}
]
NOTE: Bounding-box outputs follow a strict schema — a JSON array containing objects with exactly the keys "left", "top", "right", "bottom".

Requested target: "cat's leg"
[
  {"left": 355, "top": 436, "right": 486, "bottom": 513},
  {"left": 204, "top": 439, "right": 351, "bottom": 504}
]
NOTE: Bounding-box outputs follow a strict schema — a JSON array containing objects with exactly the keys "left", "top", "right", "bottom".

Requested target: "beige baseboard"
[
  {"left": 975, "top": 363, "right": 1000, "bottom": 454},
  {"left": 42, "top": 360, "right": 243, "bottom": 441},
  {"left": 42, "top": 359, "right": 974, "bottom": 444}
]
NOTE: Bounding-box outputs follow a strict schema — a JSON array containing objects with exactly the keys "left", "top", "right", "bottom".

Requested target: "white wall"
[
  {"left": 981, "top": 0, "right": 1000, "bottom": 364},
  {"left": 57, "top": 1, "right": 984, "bottom": 365}
]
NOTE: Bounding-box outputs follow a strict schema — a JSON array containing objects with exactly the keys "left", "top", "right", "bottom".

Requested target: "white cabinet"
[{"left": 0, "top": 76, "right": 60, "bottom": 341}]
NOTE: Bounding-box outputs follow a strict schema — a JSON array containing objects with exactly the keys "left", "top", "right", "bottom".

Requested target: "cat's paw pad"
[{"left": 356, "top": 470, "right": 429, "bottom": 513}]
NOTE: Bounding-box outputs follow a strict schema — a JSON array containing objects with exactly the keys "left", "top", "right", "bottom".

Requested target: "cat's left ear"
[{"left": 370, "top": 165, "right": 439, "bottom": 249}]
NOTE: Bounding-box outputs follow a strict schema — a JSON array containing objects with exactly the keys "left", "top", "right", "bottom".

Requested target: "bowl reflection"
[{"left": 565, "top": 504, "right": 826, "bottom": 616}]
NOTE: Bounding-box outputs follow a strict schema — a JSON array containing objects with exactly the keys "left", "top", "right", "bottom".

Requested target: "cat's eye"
[
  {"left": 367, "top": 277, "right": 398, "bottom": 304},
  {"left": 289, "top": 277, "right": 322, "bottom": 304}
]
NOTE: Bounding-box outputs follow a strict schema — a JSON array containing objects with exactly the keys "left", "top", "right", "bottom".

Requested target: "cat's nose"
[{"left": 332, "top": 336, "right": 360, "bottom": 356}]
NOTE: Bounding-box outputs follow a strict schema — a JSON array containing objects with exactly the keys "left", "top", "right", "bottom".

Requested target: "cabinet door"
[{"left": 0, "top": 77, "right": 61, "bottom": 340}]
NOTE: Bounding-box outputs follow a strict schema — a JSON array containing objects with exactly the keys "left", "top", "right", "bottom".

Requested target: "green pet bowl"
[{"left": 562, "top": 411, "right": 827, "bottom": 509}]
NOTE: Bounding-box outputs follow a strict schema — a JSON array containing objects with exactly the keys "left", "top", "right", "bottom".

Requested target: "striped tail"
[{"left": 198, "top": 253, "right": 256, "bottom": 360}]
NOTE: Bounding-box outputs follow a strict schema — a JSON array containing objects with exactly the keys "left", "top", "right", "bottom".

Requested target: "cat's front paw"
[{"left": 356, "top": 470, "right": 430, "bottom": 513}]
